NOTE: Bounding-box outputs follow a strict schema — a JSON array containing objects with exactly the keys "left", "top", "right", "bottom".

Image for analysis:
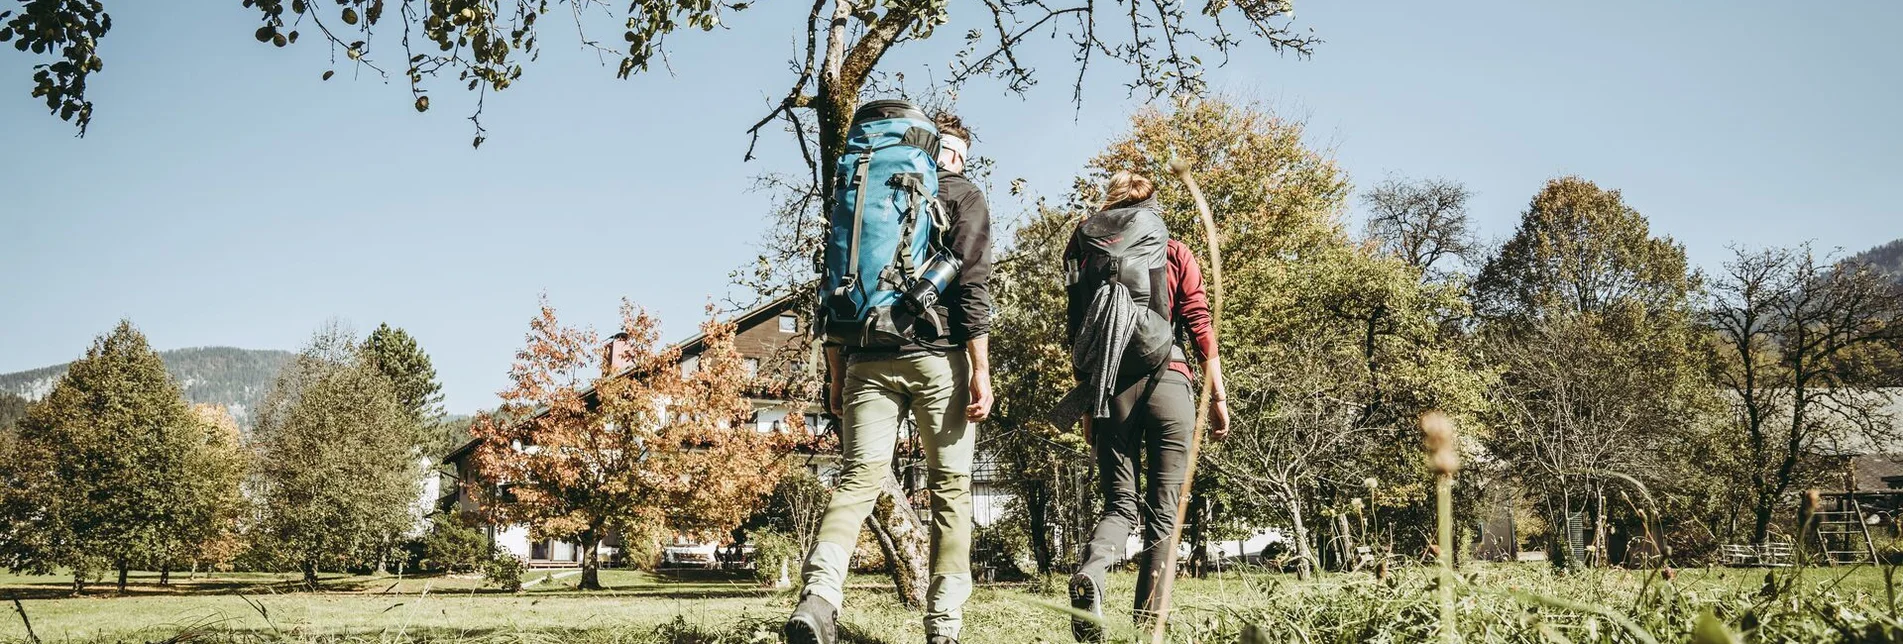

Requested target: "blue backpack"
[{"left": 818, "top": 100, "right": 958, "bottom": 347}]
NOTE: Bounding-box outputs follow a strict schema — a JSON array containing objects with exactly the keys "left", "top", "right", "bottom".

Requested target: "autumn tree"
[
  {"left": 1474, "top": 177, "right": 1719, "bottom": 567},
  {"left": 0, "top": 321, "right": 205, "bottom": 593},
  {"left": 252, "top": 324, "right": 423, "bottom": 589},
  {"left": 467, "top": 299, "right": 786, "bottom": 590},
  {"left": 1708, "top": 244, "right": 1903, "bottom": 544},
  {"left": 155, "top": 404, "right": 251, "bottom": 584},
  {"left": 984, "top": 199, "right": 1092, "bottom": 575}
]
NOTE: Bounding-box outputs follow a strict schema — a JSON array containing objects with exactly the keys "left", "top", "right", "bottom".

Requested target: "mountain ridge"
[{"left": 0, "top": 346, "right": 293, "bottom": 427}]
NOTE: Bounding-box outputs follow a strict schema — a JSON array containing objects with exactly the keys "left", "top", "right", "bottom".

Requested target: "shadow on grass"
[
  {"left": 0, "top": 574, "right": 469, "bottom": 600},
  {"left": 21, "top": 620, "right": 900, "bottom": 644}
]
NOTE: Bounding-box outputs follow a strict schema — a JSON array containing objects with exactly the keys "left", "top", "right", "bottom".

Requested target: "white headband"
[{"left": 939, "top": 134, "right": 969, "bottom": 160}]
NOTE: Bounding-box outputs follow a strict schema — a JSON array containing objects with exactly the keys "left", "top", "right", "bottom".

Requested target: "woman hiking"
[{"left": 1058, "top": 169, "right": 1229, "bottom": 642}]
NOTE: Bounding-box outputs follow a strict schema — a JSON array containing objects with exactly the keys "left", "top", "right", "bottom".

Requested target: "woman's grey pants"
[{"left": 1074, "top": 368, "right": 1195, "bottom": 617}]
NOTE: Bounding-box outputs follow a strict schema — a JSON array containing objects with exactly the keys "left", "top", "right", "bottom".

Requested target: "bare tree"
[
  {"left": 1709, "top": 244, "right": 1903, "bottom": 544},
  {"left": 1361, "top": 176, "right": 1474, "bottom": 277},
  {"left": 7, "top": 0, "right": 1316, "bottom": 153},
  {"left": 1206, "top": 340, "right": 1376, "bottom": 580}
]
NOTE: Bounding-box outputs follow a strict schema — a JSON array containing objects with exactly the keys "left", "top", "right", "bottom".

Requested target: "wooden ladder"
[{"left": 1814, "top": 502, "right": 1878, "bottom": 565}]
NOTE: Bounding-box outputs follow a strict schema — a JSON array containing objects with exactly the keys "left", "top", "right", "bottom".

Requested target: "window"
[
  {"left": 779, "top": 314, "right": 798, "bottom": 333},
  {"left": 680, "top": 355, "right": 699, "bottom": 376},
  {"left": 744, "top": 358, "right": 760, "bottom": 377}
]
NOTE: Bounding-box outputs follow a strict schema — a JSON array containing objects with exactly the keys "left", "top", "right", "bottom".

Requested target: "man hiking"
[{"left": 786, "top": 110, "right": 994, "bottom": 644}]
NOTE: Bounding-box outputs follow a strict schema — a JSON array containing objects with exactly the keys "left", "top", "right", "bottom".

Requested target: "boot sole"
[
  {"left": 785, "top": 615, "right": 825, "bottom": 644},
  {"left": 1069, "top": 573, "right": 1104, "bottom": 643}
]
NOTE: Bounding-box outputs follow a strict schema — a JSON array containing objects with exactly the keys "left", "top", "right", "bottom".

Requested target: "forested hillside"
[
  {"left": 0, "top": 347, "right": 292, "bottom": 426},
  {"left": 1852, "top": 238, "right": 1903, "bottom": 279}
]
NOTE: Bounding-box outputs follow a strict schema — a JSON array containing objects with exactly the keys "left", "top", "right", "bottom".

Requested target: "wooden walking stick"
[{"left": 1149, "top": 155, "right": 1224, "bottom": 644}]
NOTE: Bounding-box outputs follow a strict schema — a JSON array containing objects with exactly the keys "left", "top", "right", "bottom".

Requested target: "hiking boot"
[
  {"left": 784, "top": 594, "right": 837, "bottom": 644},
  {"left": 1068, "top": 572, "right": 1105, "bottom": 643}
]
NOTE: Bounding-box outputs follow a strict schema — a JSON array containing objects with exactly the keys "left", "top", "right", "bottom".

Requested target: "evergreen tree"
[
  {"left": 0, "top": 321, "right": 195, "bottom": 593},
  {"left": 361, "top": 323, "right": 445, "bottom": 442},
  {"left": 253, "top": 324, "right": 422, "bottom": 589},
  {"left": 0, "top": 393, "right": 26, "bottom": 431}
]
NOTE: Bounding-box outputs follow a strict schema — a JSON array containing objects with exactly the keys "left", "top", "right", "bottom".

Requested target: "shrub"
[
  {"left": 419, "top": 513, "right": 489, "bottom": 573},
  {"left": 748, "top": 528, "right": 802, "bottom": 586},
  {"left": 972, "top": 520, "right": 1030, "bottom": 581},
  {"left": 614, "top": 522, "right": 668, "bottom": 572},
  {"left": 483, "top": 548, "right": 525, "bottom": 592},
  {"left": 750, "top": 471, "right": 829, "bottom": 545}
]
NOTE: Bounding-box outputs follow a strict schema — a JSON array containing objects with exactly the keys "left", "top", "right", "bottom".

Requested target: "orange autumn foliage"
[{"left": 466, "top": 298, "right": 789, "bottom": 574}]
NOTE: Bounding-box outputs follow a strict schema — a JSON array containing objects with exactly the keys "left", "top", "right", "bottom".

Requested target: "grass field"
[{"left": 3, "top": 564, "right": 1899, "bottom": 642}]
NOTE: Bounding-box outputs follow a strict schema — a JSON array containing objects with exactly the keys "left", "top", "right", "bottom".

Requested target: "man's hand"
[
  {"left": 825, "top": 345, "right": 845, "bottom": 418},
  {"left": 1081, "top": 416, "right": 1094, "bottom": 446},
  {"left": 965, "top": 336, "right": 993, "bottom": 422},
  {"left": 966, "top": 370, "right": 993, "bottom": 422},
  {"left": 1210, "top": 399, "right": 1231, "bottom": 441}
]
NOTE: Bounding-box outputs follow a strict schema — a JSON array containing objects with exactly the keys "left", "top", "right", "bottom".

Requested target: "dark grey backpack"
[{"left": 1066, "top": 198, "right": 1180, "bottom": 380}]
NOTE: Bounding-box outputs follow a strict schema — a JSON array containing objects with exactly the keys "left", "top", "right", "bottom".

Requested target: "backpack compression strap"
[
  {"left": 837, "top": 152, "right": 874, "bottom": 299},
  {"left": 888, "top": 172, "right": 933, "bottom": 283}
]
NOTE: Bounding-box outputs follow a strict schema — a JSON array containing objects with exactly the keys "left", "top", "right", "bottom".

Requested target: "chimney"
[{"left": 603, "top": 332, "right": 632, "bottom": 376}]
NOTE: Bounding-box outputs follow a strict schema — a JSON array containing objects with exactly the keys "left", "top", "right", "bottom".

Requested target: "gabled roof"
[
  {"left": 440, "top": 294, "right": 801, "bottom": 465},
  {"left": 673, "top": 295, "right": 801, "bottom": 358}
]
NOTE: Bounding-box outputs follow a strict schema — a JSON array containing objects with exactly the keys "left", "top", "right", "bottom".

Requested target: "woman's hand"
[{"left": 1210, "top": 399, "right": 1231, "bottom": 440}]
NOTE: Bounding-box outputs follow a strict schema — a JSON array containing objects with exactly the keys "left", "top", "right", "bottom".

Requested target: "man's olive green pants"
[{"left": 800, "top": 351, "right": 974, "bottom": 639}]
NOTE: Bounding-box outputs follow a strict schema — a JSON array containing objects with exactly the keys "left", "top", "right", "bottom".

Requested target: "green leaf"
[{"left": 1690, "top": 612, "right": 1741, "bottom": 644}]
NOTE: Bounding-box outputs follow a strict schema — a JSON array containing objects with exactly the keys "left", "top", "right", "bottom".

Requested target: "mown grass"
[{"left": 2, "top": 564, "right": 1897, "bottom": 642}]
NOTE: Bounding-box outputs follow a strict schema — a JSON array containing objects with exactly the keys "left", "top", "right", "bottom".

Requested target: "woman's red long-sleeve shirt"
[{"left": 1164, "top": 239, "right": 1218, "bottom": 380}]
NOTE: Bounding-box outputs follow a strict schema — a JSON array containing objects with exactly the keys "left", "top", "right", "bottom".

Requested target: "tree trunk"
[
  {"left": 1028, "top": 479, "right": 1053, "bottom": 576},
  {"left": 1283, "top": 494, "right": 1315, "bottom": 580},
  {"left": 1188, "top": 495, "right": 1207, "bottom": 579},
  {"left": 71, "top": 572, "right": 85, "bottom": 596},
  {"left": 1337, "top": 513, "right": 1356, "bottom": 571},
  {"left": 159, "top": 563, "right": 170, "bottom": 587},
  {"left": 579, "top": 528, "right": 603, "bottom": 591},
  {"left": 301, "top": 560, "right": 320, "bottom": 590},
  {"left": 1593, "top": 485, "right": 1608, "bottom": 568},
  {"left": 870, "top": 475, "right": 929, "bottom": 608},
  {"left": 116, "top": 560, "right": 128, "bottom": 594}
]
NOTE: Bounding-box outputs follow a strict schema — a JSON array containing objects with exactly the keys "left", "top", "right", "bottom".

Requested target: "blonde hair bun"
[{"left": 1103, "top": 170, "right": 1156, "bottom": 210}]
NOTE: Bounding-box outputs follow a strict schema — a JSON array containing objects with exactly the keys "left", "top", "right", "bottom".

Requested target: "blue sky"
[{"left": 2, "top": 1, "right": 1898, "bottom": 413}]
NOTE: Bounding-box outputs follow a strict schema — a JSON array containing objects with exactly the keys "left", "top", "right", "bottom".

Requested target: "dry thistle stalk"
[
  {"left": 1420, "top": 411, "right": 1460, "bottom": 477},
  {"left": 1420, "top": 410, "right": 1459, "bottom": 643},
  {"left": 1800, "top": 488, "right": 1821, "bottom": 529}
]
